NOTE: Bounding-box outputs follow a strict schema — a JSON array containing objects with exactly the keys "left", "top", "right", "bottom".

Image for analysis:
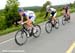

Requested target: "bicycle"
[
  {"left": 15, "top": 22, "right": 41, "bottom": 46},
  {"left": 62, "top": 14, "right": 70, "bottom": 25},
  {"left": 45, "top": 17, "right": 59, "bottom": 33}
]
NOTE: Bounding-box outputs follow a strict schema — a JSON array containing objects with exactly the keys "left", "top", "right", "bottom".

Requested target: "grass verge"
[{"left": 0, "top": 8, "right": 75, "bottom": 36}]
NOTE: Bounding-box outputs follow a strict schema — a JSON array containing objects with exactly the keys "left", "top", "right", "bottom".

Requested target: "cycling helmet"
[
  {"left": 46, "top": 5, "right": 50, "bottom": 8},
  {"left": 18, "top": 8, "right": 24, "bottom": 12}
]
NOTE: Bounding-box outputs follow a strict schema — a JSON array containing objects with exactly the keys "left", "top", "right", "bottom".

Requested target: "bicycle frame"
[{"left": 48, "top": 16, "right": 57, "bottom": 27}]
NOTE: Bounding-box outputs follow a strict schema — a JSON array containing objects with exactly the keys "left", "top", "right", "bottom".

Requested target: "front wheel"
[
  {"left": 62, "top": 17, "right": 66, "bottom": 25},
  {"left": 33, "top": 25, "right": 41, "bottom": 38},
  {"left": 15, "top": 29, "right": 27, "bottom": 46},
  {"left": 45, "top": 21, "right": 52, "bottom": 33}
]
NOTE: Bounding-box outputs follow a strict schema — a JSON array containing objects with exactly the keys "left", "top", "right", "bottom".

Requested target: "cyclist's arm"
[
  {"left": 45, "top": 12, "right": 49, "bottom": 18},
  {"left": 18, "top": 16, "right": 24, "bottom": 24},
  {"left": 44, "top": 8, "right": 50, "bottom": 18},
  {"left": 24, "top": 16, "right": 30, "bottom": 23},
  {"left": 21, "top": 16, "right": 23, "bottom": 22}
]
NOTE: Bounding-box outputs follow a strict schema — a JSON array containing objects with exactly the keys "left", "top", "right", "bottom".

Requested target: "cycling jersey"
[
  {"left": 46, "top": 7, "right": 57, "bottom": 17},
  {"left": 50, "top": 8, "right": 56, "bottom": 13},
  {"left": 22, "top": 10, "right": 36, "bottom": 22},
  {"left": 46, "top": 7, "right": 56, "bottom": 13}
]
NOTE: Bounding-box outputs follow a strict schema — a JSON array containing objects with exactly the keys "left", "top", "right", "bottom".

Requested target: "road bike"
[
  {"left": 45, "top": 17, "right": 59, "bottom": 33},
  {"left": 62, "top": 14, "right": 70, "bottom": 25},
  {"left": 15, "top": 22, "right": 41, "bottom": 46}
]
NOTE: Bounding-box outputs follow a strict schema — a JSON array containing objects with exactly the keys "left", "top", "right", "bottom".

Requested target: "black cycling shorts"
[{"left": 51, "top": 11, "right": 56, "bottom": 17}]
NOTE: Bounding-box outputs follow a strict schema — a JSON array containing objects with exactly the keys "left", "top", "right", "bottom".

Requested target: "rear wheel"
[{"left": 33, "top": 25, "right": 41, "bottom": 38}]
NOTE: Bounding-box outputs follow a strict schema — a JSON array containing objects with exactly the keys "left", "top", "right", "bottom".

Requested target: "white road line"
[
  {"left": 0, "top": 37, "right": 14, "bottom": 45},
  {"left": 2, "top": 50, "right": 25, "bottom": 53}
]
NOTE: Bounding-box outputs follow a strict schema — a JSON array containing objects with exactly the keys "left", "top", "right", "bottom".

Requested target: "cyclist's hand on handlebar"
[{"left": 18, "top": 21, "right": 24, "bottom": 25}]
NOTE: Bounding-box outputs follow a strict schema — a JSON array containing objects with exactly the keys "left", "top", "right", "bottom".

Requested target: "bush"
[
  {"left": 0, "top": 16, "right": 7, "bottom": 30},
  {"left": 4, "top": 0, "right": 19, "bottom": 27}
]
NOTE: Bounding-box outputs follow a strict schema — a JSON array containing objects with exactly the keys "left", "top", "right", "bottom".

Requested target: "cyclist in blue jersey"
[{"left": 18, "top": 8, "right": 36, "bottom": 34}]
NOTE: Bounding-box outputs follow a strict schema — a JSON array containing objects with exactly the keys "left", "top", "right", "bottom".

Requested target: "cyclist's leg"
[
  {"left": 63, "top": 10, "right": 66, "bottom": 17},
  {"left": 50, "top": 12, "right": 54, "bottom": 20},
  {"left": 50, "top": 13, "right": 55, "bottom": 24},
  {"left": 50, "top": 14, "right": 52, "bottom": 21},
  {"left": 67, "top": 11, "right": 70, "bottom": 20},
  {"left": 64, "top": 9, "right": 70, "bottom": 20},
  {"left": 24, "top": 19, "right": 32, "bottom": 32},
  {"left": 67, "top": 9, "right": 70, "bottom": 19},
  {"left": 53, "top": 12, "right": 57, "bottom": 19},
  {"left": 64, "top": 13, "right": 66, "bottom": 17},
  {"left": 52, "top": 12, "right": 57, "bottom": 23},
  {"left": 30, "top": 16, "right": 36, "bottom": 33},
  {"left": 65, "top": 9, "right": 68, "bottom": 17}
]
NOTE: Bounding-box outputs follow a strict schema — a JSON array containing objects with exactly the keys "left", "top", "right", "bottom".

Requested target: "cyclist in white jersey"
[
  {"left": 18, "top": 8, "right": 36, "bottom": 33},
  {"left": 45, "top": 5, "right": 57, "bottom": 22}
]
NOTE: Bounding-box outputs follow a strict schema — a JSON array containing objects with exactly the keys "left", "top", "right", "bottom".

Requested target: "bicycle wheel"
[
  {"left": 15, "top": 29, "right": 27, "bottom": 46},
  {"left": 33, "top": 25, "right": 41, "bottom": 38},
  {"left": 67, "top": 16, "right": 70, "bottom": 23},
  {"left": 55, "top": 19, "right": 59, "bottom": 29},
  {"left": 45, "top": 21, "right": 52, "bottom": 33},
  {"left": 62, "top": 17, "right": 66, "bottom": 25}
]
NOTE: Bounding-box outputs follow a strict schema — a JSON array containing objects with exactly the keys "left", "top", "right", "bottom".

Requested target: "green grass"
[
  {"left": 0, "top": 8, "right": 75, "bottom": 36},
  {"left": 0, "top": 26, "right": 21, "bottom": 36}
]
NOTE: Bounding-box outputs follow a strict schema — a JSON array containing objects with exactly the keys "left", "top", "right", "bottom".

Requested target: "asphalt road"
[{"left": 0, "top": 13, "right": 75, "bottom": 53}]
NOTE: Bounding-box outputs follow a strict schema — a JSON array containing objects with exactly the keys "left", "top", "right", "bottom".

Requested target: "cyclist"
[
  {"left": 45, "top": 5, "right": 57, "bottom": 24},
  {"left": 18, "top": 8, "right": 36, "bottom": 37},
  {"left": 62, "top": 5, "right": 70, "bottom": 19}
]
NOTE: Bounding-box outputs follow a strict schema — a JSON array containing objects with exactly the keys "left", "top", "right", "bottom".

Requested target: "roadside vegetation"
[{"left": 0, "top": 0, "right": 75, "bottom": 35}]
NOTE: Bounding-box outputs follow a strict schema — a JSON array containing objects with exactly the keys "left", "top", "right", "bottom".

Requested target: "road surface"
[{"left": 0, "top": 13, "right": 75, "bottom": 53}]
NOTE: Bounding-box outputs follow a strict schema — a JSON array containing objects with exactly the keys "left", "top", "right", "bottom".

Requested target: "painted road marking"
[
  {"left": 2, "top": 50, "right": 25, "bottom": 53},
  {"left": 66, "top": 42, "right": 75, "bottom": 53},
  {"left": 0, "top": 38, "right": 14, "bottom": 45}
]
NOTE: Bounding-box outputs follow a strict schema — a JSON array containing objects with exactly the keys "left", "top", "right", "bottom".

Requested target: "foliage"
[
  {"left": 23, "top": 6, "right": 41, "bottom": 12},
  {"left": 0, "top": 0, "right": 75, "bottom": 35},
  {"left": 4, "top": 0, "right": 19, "bottom": 27},
  {"left": 40, "top": 1, "right": 51, "bottom": 12},
  {"left": 0, "top": 16, "right": 6, "bottom": 30}
]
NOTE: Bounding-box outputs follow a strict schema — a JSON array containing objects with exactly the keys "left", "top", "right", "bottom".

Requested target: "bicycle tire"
[
  {"left": 15, "top": 29, "right": 28, "bottom": 46},
  {"left": 62, "top": 17, "right": 66, "bottom": 25},
  {"left": 45, "top": 21, "right": 52, "bottom": 33},
  {"left": 33, "top": 25, "right": 41, "bottom": 38}
]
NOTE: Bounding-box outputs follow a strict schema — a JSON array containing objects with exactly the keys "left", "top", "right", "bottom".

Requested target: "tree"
[
  {"left": 4, "top": 0, "right": 19, "bottom": 27},
  {"left": 73, "top": 1, "right": 75, "bottom": 7},
  {"left": 0, "top": 16, "right": 6, "bottom": 30},
  {"left": 41, "top": 1, "right": 51, "bottom": 12},
  {"left": 39, "top": 1, "right": 51, "bottom": 17},
  {"left": 69, "top": 3, "right": 73, "bottom": 8},
  {"left": 69, "top": 1, "right": 75, "bottom": 8}
]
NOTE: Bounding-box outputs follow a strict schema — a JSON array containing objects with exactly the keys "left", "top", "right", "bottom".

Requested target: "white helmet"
[{"left": 46, "top": 5, "right": 50, "bottom": 8}]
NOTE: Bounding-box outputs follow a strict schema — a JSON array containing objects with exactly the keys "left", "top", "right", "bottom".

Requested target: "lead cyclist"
[{"left": 18, "top": 8, "right": 36, "bottom": 37}]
